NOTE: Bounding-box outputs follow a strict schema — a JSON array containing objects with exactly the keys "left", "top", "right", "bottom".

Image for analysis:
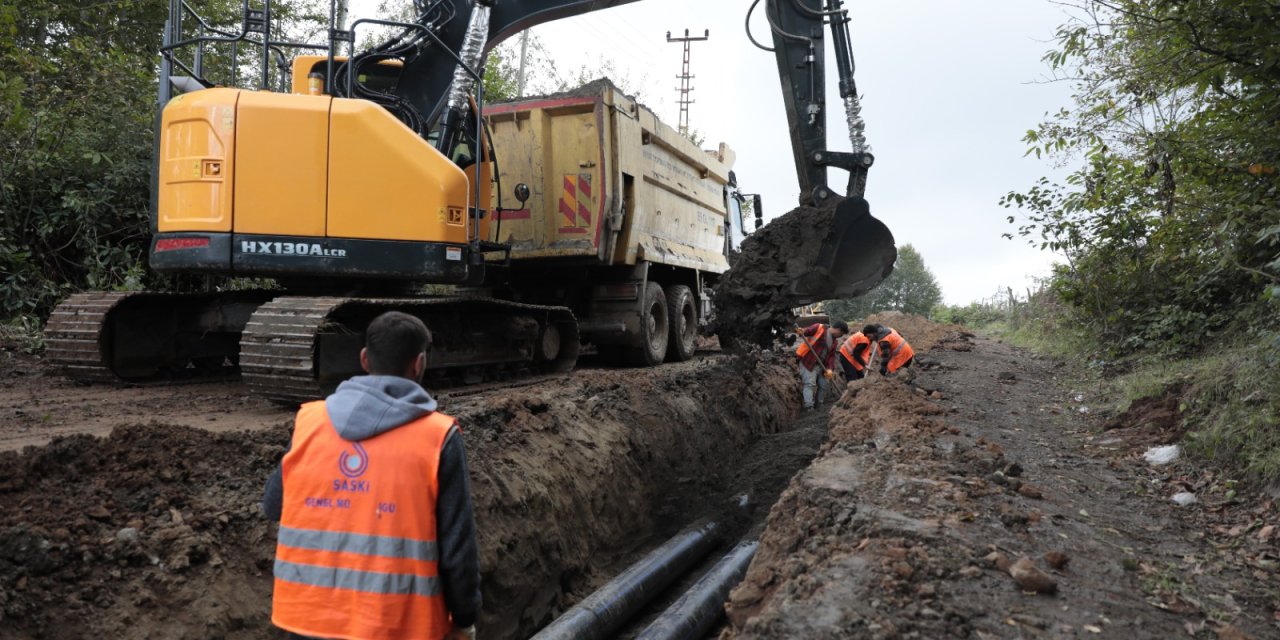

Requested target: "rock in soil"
[
  {"left": 1008, "top": 555, "right": 1058, "bottom": 594},
  {"left": 1043, "top": 550, "right": 1070, "bottom": 570}
]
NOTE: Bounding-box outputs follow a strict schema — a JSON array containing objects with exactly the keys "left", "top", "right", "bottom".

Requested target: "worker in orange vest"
[
  {"left": 262, "top": 311, "right": 479, "bottom": 640},
  {"left": 862, "top": 323, "right": 916, "bottom": 377},
  {"left": 837, "top": 329, "right": 874, "bottom": 380},
  {"left": 795, "top": 320, "right": 847, "bottom": 410}
]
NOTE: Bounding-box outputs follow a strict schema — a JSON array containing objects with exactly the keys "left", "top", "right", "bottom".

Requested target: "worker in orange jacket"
[
  {"left": 795, "top": 320, "right": 847, "bottom": 410},
  {"left": 837, "top": 329, "right": 874, "bottom": 380},
  {"left": 862, "top": 323, "right": 916, "bottom": 376},
  {"left": 262, "top": 311, "right": 480, "bottom": 640}
]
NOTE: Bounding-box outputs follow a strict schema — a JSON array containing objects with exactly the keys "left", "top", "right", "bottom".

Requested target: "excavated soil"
[
  {"left": 723, "top": 333, "right": 1279, "bottom": 639},
  {"left": 857, "top": 311, "right": 969, "bottom": 353},
  {"left": 0, "top": 352, "right": 801, "bottom": 640},
  {"left": 713, "top": 204, "right": 843, "bottom": 347},
  {"left": 6, "top": 323, "right": 1277, "bottom": 639}
]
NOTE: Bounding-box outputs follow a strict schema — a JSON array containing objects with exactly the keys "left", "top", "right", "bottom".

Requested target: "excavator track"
[
  {"left": 240, "top": 297, "right": 346, "bottom": 404},
  {"left": 241, "top": 296, "right": 579, "bottom": 405},
  {"left": 45, "top": 290, "right": 276, "bottom": 385},
  {"left": 45, "top": 292, "right": 132, "bottom": 384}
]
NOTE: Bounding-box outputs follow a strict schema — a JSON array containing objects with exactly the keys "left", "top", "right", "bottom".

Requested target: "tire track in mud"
[{"left": 0, "top": 355, "right": 289, "bottom": 451}]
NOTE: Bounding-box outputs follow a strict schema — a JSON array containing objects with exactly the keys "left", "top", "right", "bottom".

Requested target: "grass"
[
  {"left": 1182, "top": 339, "right": 1280, "bottom": 487},
  {"left": 1109, "top": 332, "right": 1280, "bottom": 488},
  {"left": 0, "top": 315, "right": 45, "bottom": 354},
  {"left": 963, "top": 302, "right": 1280, "bottom": 490},
  {"left": 979, "top": 317, "right": 1084, "bottom": 360}
]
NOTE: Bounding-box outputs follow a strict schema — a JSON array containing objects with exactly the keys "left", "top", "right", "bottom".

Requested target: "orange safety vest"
[
  {"left": 795, "top": 324, "right": 832, "bottom": 368},
  {"left": 273, "top": 401, "right": 457, "bottom": 640},
  {"left": 881, "top": 328, "right": 915, "bottom": 373},
  {"left": 838, "top": 332, "right": 873, "bottom": 371}
]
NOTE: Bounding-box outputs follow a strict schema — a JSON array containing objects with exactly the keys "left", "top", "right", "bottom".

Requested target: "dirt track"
[
  {"left": 724, "top": 334, "right": 1280, "bottom": 639},
  {"left": 0, "top": 354, "right": 289, "bottom": 451},
  {"left": 2, "top": 324, "right": 1278, "bottom": 639}
]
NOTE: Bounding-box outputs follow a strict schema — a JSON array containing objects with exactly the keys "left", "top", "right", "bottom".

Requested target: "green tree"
[
  {"left": 0, "top": 0, "right": 325, "bottom": 319},
  {"left": 1002, "top": 0, "right": 1280, "bottom": 354},
  {"left": 823, "top": 244, "right": 943, "bottom": 322},
  {"left": 0, "top": 0, "right": 169, "bottom": 317}
]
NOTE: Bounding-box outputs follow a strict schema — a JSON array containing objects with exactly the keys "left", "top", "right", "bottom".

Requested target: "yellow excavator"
[{"left": 44, "top": 0, "right": 895, "bottom": 404}]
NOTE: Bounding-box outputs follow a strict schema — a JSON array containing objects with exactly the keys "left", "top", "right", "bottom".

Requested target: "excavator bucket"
[
  {"left": 792, "top": 196, "right": 896, "bottom": 301},
  {"left": 712, "top": 196, "right": 896, "bottom": 347}
]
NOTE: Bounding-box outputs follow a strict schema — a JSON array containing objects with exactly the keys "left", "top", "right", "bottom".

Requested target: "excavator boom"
[
  {"left": 377, "top": 0, "right": 896, "bottom": 324},
  {"left": 45, "top": 0, "right": 895, "bottom": 400}
]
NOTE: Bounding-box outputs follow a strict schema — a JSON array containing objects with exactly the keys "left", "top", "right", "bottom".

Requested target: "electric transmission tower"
[{"left": 666, "top": 28, "right": 709, "bottom": 135}]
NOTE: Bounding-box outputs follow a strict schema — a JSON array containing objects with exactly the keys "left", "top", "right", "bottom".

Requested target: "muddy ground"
[
  {"left": 724, "top": 333, "right": 1280, "bottom": 639},
  {"left": 3, "top": 320, "right": 1278, "bottom": 639},
  {"left": 0, "top": 351, "right": 802, "bottom": 640}
]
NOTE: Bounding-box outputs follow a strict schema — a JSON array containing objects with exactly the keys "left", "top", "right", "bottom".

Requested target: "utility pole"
[
  {"left": 335, "top": 0, "right": 348, "bottom": 35},
  {"left": 517, "top": 30, "right": 530, "bottom": 97},
  {"left": 666, "top": 28, "right": 709, "bottom": 135}
]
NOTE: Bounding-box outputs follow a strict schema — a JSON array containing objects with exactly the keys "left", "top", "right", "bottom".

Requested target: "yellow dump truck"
[{"left": 484, "top": 81, "right": 759, "bottom": 365}]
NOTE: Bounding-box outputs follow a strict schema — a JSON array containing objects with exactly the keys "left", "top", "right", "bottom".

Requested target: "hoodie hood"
[{"left": 325, "top": 375, "right": 439, "bottom": 441}]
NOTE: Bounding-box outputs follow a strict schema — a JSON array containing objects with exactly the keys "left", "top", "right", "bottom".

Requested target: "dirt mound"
[
  {"left": 0, "top": 424, "right": 285, "bottom": 639},
  {"left": 1103, "top": 389, "right": 1186, "bottom": 445},
  {"left": 722, "top": 336, "right": 1277, "bottom": 639},
  {"left": 723, "top": 380, "right": 996, "bottom": 638},
  {"left": 857, "top": 311, "right": 959, "bottom": 353},
  {"left": 0, "top": 354, "right": 802, "bottom": 640}
]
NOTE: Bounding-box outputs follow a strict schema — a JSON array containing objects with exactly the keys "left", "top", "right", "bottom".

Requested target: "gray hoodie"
[
  {"left": 325, "top": 375, "right": 438, "bottom": 440},
  {"left": 262, "top": 375, "right": 481, "bottom": 629}
]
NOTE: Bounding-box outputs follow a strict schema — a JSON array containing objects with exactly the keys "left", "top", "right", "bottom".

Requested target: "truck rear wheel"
[
  {"left": 665, "top": 284, "right": 697, "bottom": 362},
  {"left": 628, "top": 282, "right": 669, "bottom": 366}
]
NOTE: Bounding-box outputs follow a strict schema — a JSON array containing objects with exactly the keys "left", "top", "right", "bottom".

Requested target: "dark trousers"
[{"left": 840, "top": 358, "right": 865, "bottom": 380}]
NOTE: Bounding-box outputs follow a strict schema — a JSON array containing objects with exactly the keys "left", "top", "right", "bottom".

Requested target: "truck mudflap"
[
  {"left": 45, "top": 290, "right": 276, "bottom": 384},
  {"left": 240, "top": 296, "right": 579, "bottom": 405}
]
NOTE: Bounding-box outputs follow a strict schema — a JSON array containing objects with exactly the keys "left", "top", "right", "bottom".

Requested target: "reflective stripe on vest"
[
  {"left": 272, "top": 400, "right": 456, "bottom": 640},
  {"left": 882, "top": 329, "right": 915, "bottom": 373},
  {"left": 278, "top": 525, "right": 439, "bottom": 562},
  {"left": 795, "top": 324, "right": 827, "bottom": 359},
  {"left": 838, "top": 333, "right": 872, "bottom": 370},
  {"left": 274, "top": 558, "right": 441, "bottom": 597}
]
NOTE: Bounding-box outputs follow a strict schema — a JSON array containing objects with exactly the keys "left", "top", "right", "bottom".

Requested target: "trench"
[
  {"left": 452, "top": 353, "right": 828, "bottom": 639},
  {"left": 0, "top": 352, "right": 830, "bottom": 639}
]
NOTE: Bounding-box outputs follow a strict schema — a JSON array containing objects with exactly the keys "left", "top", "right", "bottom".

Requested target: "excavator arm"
[
  {"left": 386, "top": 0, "right": 874, "bottom": 208},
  {"left": 383, "top": 0, "right": 894, "bottom": 304}
]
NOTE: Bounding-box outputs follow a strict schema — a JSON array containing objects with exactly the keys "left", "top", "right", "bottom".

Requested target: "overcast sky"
[{"left": 355, "top": 0, "right": 1077, "bottom": 304}]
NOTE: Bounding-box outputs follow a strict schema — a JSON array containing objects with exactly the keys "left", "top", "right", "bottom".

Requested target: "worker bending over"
[
  {"left": 837, "top": 328, "right": 874, "bottom": 380},
  {"left": 262, "top": 311, "right": 480, "bottom": 640},
  {"left": 795, "top": 320, "right": 847, "bottom": 410},
  {"left": 862, "top": 323, "right": 915, "bottom": 377}
]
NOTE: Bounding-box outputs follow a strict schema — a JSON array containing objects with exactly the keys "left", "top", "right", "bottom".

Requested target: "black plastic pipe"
[
  {"left": 634, "top": 540, "right": 759, "bottom": 640},
  {"left": 529, "top": 521, "right": 722, "bottom": 640}
]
